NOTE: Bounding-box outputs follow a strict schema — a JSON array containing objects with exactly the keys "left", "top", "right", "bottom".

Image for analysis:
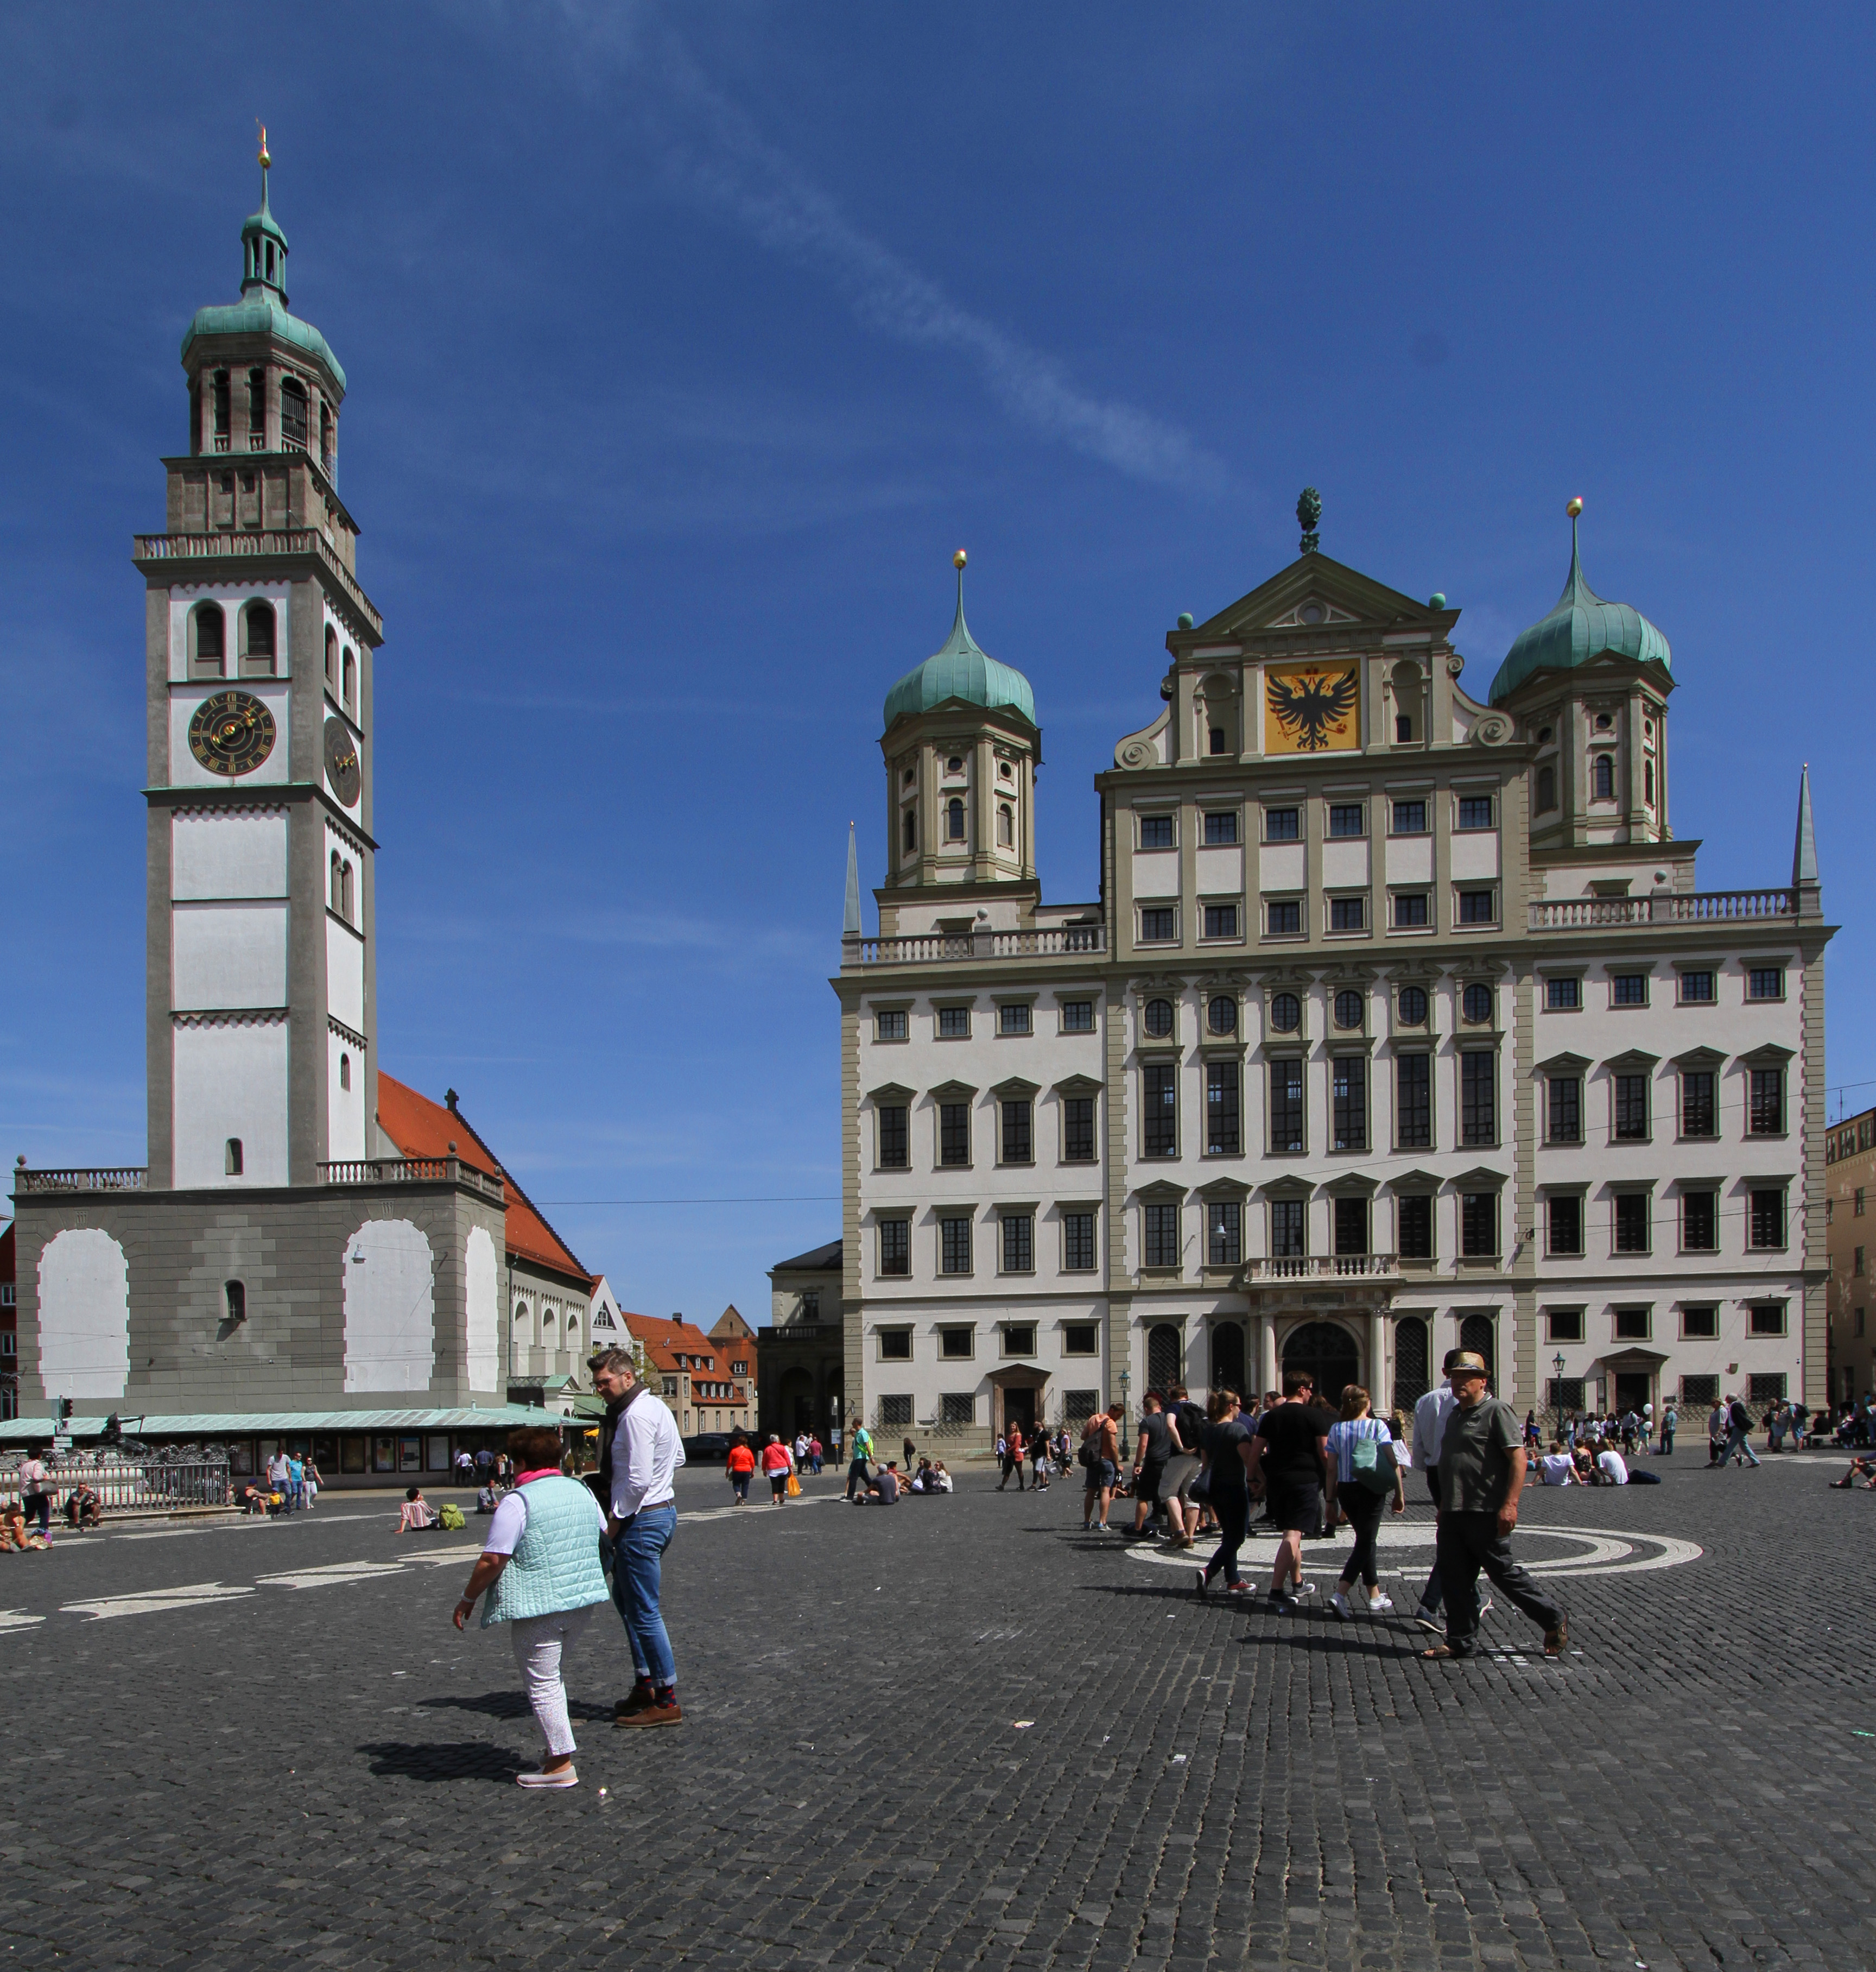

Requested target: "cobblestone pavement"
[{"left": 0, "top": 1447, "right": 1870, "bottom": 1971}]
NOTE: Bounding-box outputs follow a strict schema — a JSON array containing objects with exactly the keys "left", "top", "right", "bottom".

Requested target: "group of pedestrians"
[
  {"left": 995, "top": 1424, "right": 1074, "bottom": 1490},
  {"left": 450, "top": 1345, "right": 687, "bottom": 1789},
  {"left": 263, "top": 1446, "right": 322, "bottom": 1512}
]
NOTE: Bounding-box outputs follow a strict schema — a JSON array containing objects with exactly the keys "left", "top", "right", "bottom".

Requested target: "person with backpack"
[
  {"left": 1323, "top": 1385, "right": 1405, "bottom": 1619},
  {"left": 1722, "top": 1394, "right": 1762, "bottom": 1468},
  {"left": 1080, "top": 1406, "right": 1120, "bottom": 1532},
  {"left": 1162, "top": 1384, "right": 1206, "bottom": 1550}
]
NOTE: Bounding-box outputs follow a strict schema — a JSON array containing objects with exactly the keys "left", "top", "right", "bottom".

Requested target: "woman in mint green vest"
[{"left": 453, "top": 1426, "right": 610, "bottom": 1789}]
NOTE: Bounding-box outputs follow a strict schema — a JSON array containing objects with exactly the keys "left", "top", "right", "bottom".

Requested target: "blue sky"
[{"left": 3, "top": 3, "right": 1873, "bottom": 1323}]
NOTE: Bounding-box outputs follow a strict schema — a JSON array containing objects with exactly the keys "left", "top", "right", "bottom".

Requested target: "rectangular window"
[
  {"left": 998, "top": 1003, "right": 1032, "bottom": 1036},
  {"left": 1546, "top": 1307, "right": 1585, "bottom": 1343},
  {"left": 1000, "top": 1099, "right": 1032, "bottom": 1164},
  {"left": 1461, "top": 1050, "right": 1495, "bottom": 1145},
  {"left": 1142, "top": 1063, "right": 1178, "bottom": 1158},
  {"left": 1460, "top": 1191, "right": 1498, "bottom": 1257},
  {"left": 877, "top": 1105, "right": 908, "bottom": 1168},
  {"left": 1205, "top": 1061, "right": 1241, "bottom": 1155},
  {"left": 1611, "top": 972, "right": 1648, "bottom": 1007},
  {"left": 878, "top": 1394, "right": 913, "bottom": 1427},
  {"left": 1679, "top": 970, "right": 1715, "bottom": 1004},
  {"left": 1546, "top": 976, "right": 1581, "bottom": 1011},
  {"left": 1139, "top": 813, "right": 1175, "bottom": 848},
  {"left": 1270, "top": 1058, "right": 1304, "bottom": 1153},
  {"left": 1397, "top": 1192, "right": 1433, "bottom": 1259},
  {"left": 938, "top": 1326, "right": 973, "bottom": 1358},
  {"left": 1139, "top": 907, "right": 1176, "bottom": 942},
  {"left": 1681, "top": 1373, "right": 1720, "bottom": 1404},
  {"left": 1748, "top": 1371, "right": 1788, "bottom": 1404},
  {"left": 1264, "top": 806, "right": 1301, "bottom": 842},
  {"left": 1456, "top": 794, "right": 1495, "bottom": 830},
  {"left": 1681, "top": 1071, "right": 1716, "bottom": 1137},
  {"left": 879, "top": 1219, "right": 909, "bottom": 1276},
  {"left": 1391, "top": 799, "right": 1427, "bottom": 835},
  {"left": 1682, "top": 1190, "right": 1718, "bottom": 1252},
  {"left": 1328, "top": 803, "right": 1365, "bottom": 838},
  {"left": 937, "top": 1006, "right": 971, "bottom": 1038},
  {"left": 1547, "top": 1076, "right": 1582, "bottom": 1144},
  {"left": 1063, "top": 1322, "right": 1098, "bottom": 1354},
  {"left": 1747, "top": 967, "right": 1784, "bottom": 1001},
  {"left": 1001, "top": 1215, "right": 1034, "bottom": 1273},
  {"left": 1748, "top": 1189, "right": 1785, "bottom": 1249},
  {"left": 940, "top": 1219, "right": 973, "bottom": 1275},
  {"left": 1143, "top": 1202, "right": 1181, "bottom": 1269},
  {"left": 1457, "top": 888, "right": 1497, "bottom": 925},
  {"left": 877, "top": 1327, "right": 911, "bottom": 1360},
  {"left": 1681, "top": 1305, "right": 1719, "bottom": 1339},
  {"left": 1207, "top": 1202, "right": 1242, "bottom": 1267},
  {"left": 876, "top": 1009, "right": 908, "bottom": 1040},
  {"left": 1333, "top": 1196, "right": 1368, "bottom": 1255},
  {"left": 1063, "top": 1214, "right": 1097, "bottom": 1272},
  {"left": 1329, "top": 895, "right": 1366, "bottom": 932},
  {"left": 1613, "top": 1306, "right": 1651, "bottom": 1341},
  {"left": 940, "top": 1102, "right": 971, "bottom": 1166},
  {"left": 1203, "top": 811, "right": 1239, "bottom": 845},
  {"left": 1614, "top": 1191, "right": 1651, "bottom": 1253},
  {"left": 1270, "top": 1197, "right": 1306, "bottom": 1258},
  {"left": 1857, "top": 1187, "right": 1867, "bottom": 1217},
  {"left": 1548, "top": 1193, "right": 1583, "bottom": 1256},
  {"left": 1396, "top": 1052, "right": 1431, "bottom": 1148},
  {"left": 1203, "top": 903, "right": 1239, "bottom": 939},
  {"left": 1332, "top": 1056, "right": 1367, "bottom": 1152},
  {"left": 1061, "top": 998, "right": 1094, "bottom": 1033},
  {"left": 1613, "top": 1073, "right": 1650, "bottom": 1141},
  {"left": 1063, "top": 1096, "right": 1096, "bottom": 1163},
  {"left": 939, "top": 1392, "right": 975, "bottom": 1425},
  {"left": 1392, "top": 891, "right": 1429, "bottom": 928},
  {"left": 1003, "top": 1324, "right": 1037, "bottom": 1356},
  {"left": 1855, "top": 1244, "right": 1865, "bottom": 1276},
  {"left": 1749, "top": 1066, "right": 1784, "bottom": 1135},
  {"left": 1266, "top": 898, "right": 1302, "bottom": 937}
]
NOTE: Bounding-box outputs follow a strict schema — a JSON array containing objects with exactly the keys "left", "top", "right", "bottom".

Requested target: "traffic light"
[{"left": 57, "top": 1397, "right": 73, "bottom": 1424}]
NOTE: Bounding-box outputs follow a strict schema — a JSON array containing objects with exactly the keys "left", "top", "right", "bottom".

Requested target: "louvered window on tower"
[
  {"left": 281, "top": 377, "right": 308, "bottom": 450},
  {"left": 247, "top": 368, "right": 266, "bottom": 445},
  {"left": 193, "top": 603, "right": 226, "bottom": 677}
]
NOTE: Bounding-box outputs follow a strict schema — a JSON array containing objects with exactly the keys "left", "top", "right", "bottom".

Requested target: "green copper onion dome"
[
  {"left": 883, "top": 555, "right": 1036, "bottom": 731},
  {"left": 1488, "top": 508, "right": 1669, "bottom": 704}
]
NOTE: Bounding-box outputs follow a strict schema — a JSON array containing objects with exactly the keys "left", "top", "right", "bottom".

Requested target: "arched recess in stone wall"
[
  {"left": 464, "top": 1226, "right": 498, "bottom": 1393},
  {"left": 39, "top": 1229, "right": 130, "bottom": 1401},
  {"left": 343, "top": 1218, "right": 436, "bottom": 1393}
]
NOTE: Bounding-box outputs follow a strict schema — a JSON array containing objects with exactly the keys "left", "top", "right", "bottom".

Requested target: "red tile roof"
[
  {"left": 376, "top": 1073, "right": 592, "bottom": 1291},
  {"left": 625, "top": 1314, "right": 751, "bottom": 1406}
]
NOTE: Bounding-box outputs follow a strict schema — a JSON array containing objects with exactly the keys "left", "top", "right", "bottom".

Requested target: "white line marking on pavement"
[
  {"left": 0, "top": 1610, "right": 46, "bottom": 1632},
  {"left": 1124, "top": 1522, "right": 1701, "bottom": 1581},
  {"left": 255, "top": 1560, "right": 410, "bottom": 1590},
  {"left": 60, "top": 1582, "right": 256, "bottom": 1621}
]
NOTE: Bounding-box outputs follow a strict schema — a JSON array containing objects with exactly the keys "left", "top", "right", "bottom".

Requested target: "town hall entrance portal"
[{"left": 1282, "top": 1322, "right": 1360, "bottom": 1407}]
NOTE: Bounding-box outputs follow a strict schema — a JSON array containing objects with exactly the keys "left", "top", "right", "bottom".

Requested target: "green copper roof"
[
  {"left": 883, "top": 575, "right": 1036, "bottom": 731},
  {"left": 1488, "top": 518, "right": 1670, "bottom": 704}
]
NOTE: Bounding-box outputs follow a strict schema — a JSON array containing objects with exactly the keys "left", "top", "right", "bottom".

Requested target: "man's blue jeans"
[
  {"left": 1723, "top": 1428, "right": 1760, "bottom": 1468},
  {"left": 607, "top": 1505, "right": 677, "bottom": 1687}
]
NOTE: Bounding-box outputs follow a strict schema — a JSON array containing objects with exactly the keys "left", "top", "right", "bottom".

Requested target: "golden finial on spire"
[
  {"left": 953, "top": 549, "right": 967, "bottom": 570},
  {"left": 256, "top": 120, "right": 270, "bottom": 170},
  {"left": 1566, "top": 496, "right": 1583, "bottom": 518}
]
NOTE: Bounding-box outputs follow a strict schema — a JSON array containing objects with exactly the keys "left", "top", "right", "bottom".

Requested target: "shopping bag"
[{"left": 787, "top": 1473, "right": 802, "bottom": 1497}]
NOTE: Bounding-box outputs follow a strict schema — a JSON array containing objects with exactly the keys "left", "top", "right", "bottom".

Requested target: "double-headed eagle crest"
[{"left": 1266, "top": 666, "right": 1359, "bottom": 751}]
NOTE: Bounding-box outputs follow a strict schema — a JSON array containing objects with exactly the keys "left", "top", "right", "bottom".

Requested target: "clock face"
[
  {"left": 324, "top": 716, "right": 361, "bottom": 806},
  {"left": 188, "top": 690, "right": 276, "bottom": 778}
]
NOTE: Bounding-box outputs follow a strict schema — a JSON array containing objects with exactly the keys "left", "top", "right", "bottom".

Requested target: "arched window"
[
  {"left": 1593, "top": 753, "right": 1615, "bottom": 801},
  {"left": 339, "top": 1052, "right": 351, "bottom": 1091},
  {"left": 997, "top": 802, "right": 1014, "bottom": 847},
  {"left": 1459, "top": 1312, "right": 1497, "bottom": 1386},
  {"left": 343, "top": 861, "right": 355, "bottom": 921},
  {"left": 1146, "top": 1323, "right": 1182, "bottom": 1395},
  {"left": 280, "top": 378, "right": 308, "bottom": 450},
  {"left": 514, "top": 1301, "right": 530, "bottom": 1331},
  {"left": 1644, "top": 760, "right": 1655, "bottom": 804},
  {"left": 1393, "top": 1315, "right": 1429, "bottom": 1410},
  {"left": 242, "top": 603, "right": 276, "bottom": 675},
  {"left": 325, "top": 626, "right": 338, "bottom": 690},
  {"left": 330, "top": 851, "right": 345, "bottom": 914},
  {"left": 212, "top": 370, "right": 231, "bottom": 448},
  {"left": 946, "top": 797, "right": 966, "bottom": 842},
  {"left": 901, "top": 806, "right": 916, "bottom": 854},
  {"left": 319, "top": 399, "right": 333, "bottom": 475},
  {"left": 224, "top": 1280, "right": 246, "bottom": 1324},
  {"left": 192, "top": 603, "right": 226, "bottom": 678},
  {"left": 225, "top": 1137, "right": 244, "bottom": 1177},
  {"left": 1209, "top": 1320, "right": 1246, "bottom": 1396},
  {"left": 1536, "top": 763, "right": 1556, "bottom": 812},
  {"left": 342, "top": 648, "right": 356, "bottom": 710},
  {"left": 247, "top": 368, "right": 267, "bottom": 446}
]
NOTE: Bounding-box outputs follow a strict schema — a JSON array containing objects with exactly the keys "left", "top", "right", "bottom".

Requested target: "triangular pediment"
[{"left": 1189, "top": 554, "right": 1455, "bottom": 643}]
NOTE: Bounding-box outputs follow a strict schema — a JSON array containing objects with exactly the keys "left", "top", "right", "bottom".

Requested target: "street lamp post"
[
  {"left": 1118, "top": 1367, "right": 1131, "bottom": 1461},
  {"left": 1552, "top": 1351, "right": 1567, "bottom": 1432}
]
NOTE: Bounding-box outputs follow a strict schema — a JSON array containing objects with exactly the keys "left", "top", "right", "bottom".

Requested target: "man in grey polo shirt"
[{"left": 1422, "top": 1351, "right": 1569, "bottom": 1663}]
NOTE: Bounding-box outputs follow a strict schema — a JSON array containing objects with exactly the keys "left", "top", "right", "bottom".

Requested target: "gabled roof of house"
[
  {"left": 376, "top": 1073, "right": 593, "bottom": 1292},
  {"left": 772, "top": 1238, "right": 841, "bottom": 1273},
  {"left": 623, "top": 1314, "right": 752, "bottom": 1405}
]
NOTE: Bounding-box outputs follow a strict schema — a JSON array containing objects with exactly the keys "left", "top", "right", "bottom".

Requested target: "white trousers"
[{"left": 508, "top": 1605, "right": 597, "bottom": 1757}]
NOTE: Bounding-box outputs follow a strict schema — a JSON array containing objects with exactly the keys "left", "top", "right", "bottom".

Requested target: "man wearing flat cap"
[{"left": 1422, "top": 1351, "right": 1569, "bottom": 1663}]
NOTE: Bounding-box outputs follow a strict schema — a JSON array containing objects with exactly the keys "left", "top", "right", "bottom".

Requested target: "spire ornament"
[{"left": 1296, "top": 487, "right": 1321, "bottom": 555}]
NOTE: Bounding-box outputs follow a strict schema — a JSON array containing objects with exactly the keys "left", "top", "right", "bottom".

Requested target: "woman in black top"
[{"left": 1194, "top": 1388, "right": 1259, "bottom": 1596}]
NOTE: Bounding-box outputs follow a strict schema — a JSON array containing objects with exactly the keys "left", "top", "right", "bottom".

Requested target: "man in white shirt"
[
  {"left": 1595, "top": 1445, "right": 1628, "bottom": 1486},
  {"left": 1539, "top": 1444, "right": 1575, "bottom": 1485},
  {"left": 590, "top": 1348, "right": 686, "bottom": 1728}
]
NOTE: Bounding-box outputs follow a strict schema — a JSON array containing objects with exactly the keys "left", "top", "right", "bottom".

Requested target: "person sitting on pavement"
[
  {"left": 63, "top": 1484, "right": 103, "bottom": 1531},
  {"left": 398, "top": 1486, "right": 443, "bottom": 1532},
  {"left": 1539, "top": 1442, "right": 1575, "bottom": 1485},
  {"left": 1828, "top": 1455, "right": 1876, "bottom": 1489},
  {"left": 859, "top": 1461, "right": 901, "bottom": 1503},
  {"left": 476, "top": 1482, "right": 502, "bottom": 1515},
  {"left": 930, "top": 1460, "right": 954, "bottom": 1494},
  {"left": 1593, "top": 1442, "right": 1629, "bottom": 1486},
  {"left": 0, "top": 1502, "right": 42, "bottom": 1551},
  {"left": 910, "top": 1457, "right": 937, "bottom": 1493}
]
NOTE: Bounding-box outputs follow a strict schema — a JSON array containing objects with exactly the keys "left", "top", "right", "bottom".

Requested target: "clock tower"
[{"left": 135, "top": 141, "right": 381, "bottom": 1189}]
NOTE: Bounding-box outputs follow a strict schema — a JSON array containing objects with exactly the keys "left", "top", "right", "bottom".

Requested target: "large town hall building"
[{"left": 838, "top": 532, "right": 1831, "bottom": 1453}]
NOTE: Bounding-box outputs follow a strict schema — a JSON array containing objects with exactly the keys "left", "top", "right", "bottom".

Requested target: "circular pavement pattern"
[{"left": 1124, "top": 1520, "right": 1702, "bottom": 1579}]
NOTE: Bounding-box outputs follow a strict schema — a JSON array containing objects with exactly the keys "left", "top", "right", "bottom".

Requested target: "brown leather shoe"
[
  {"left": 613, "top": 1687, "right": 654, "bottom": 1722},
  {"left": 616, "top": 1700, "right": 683, "bottom": 1728},
  {"left": 1544, "top": 1623, "right": 1570, "bottom": 1657}
]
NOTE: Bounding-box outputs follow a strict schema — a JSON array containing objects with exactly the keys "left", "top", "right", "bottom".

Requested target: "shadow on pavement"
[
  {"left": 418, "top": 1689, "right": 612, "bottom": 1723},
  {"left": 359, "top": 1739, "right": 522, "bottom": 1783}
]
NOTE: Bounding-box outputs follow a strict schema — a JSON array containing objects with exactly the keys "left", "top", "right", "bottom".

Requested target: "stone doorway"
[{"left": 1282, "top": 1320, "right": 1360, "bottom": 1407}]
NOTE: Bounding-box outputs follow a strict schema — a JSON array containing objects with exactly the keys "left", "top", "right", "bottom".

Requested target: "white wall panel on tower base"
[
  {"left": 465, "top": 1227, "right": 499, "bottom": 1393},
  {"left": 344, "top": 1219, "right": 436, "bottom": 1393},
  {"left": 327, "top": 1031, "right": 366, "bottom": 1160},
  {"left": 170, "top": 809, "right": 287, "bottom": 899},
  {"left": 173, "top": 1019, "right": 289, "bottom": 1186},
  {"left": 172, "top": 899, "right": 287, "bottom": 1008},
  {"left": 37, "top": 1229, "right": 130, "bottom": 1401},
  {"left": 326, "top": 918, "right": 364, "bottom": 1034}
]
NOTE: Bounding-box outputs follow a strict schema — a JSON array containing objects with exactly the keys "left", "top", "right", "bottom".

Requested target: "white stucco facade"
[{"left": 36, "top": 1229, "right": 130, "bottom": 1402}]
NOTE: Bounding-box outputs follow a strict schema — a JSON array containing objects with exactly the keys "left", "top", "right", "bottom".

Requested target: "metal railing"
[
  {"left": 758, "top": 1324, "right": 839, "bottom": 1343},
  {"left": 1, "top": 1456, "right": 233, "bottom": 1518},
  {"left": 319, "top": 1157, "right": 505, "bottom": 1202},
  {"left": 132, "top": 529, "right": 382, "bottom": 636},
  {"left": 12, "top": 1166, "right": 148, "bottom": 1194},
  {"left": 850, "top": 923, "right": 1106, "bottom": 966},
  {"left": 1240, "top": 1253, "right": 1400, "bottom": 1281},
  {"left": 1529, "top": 888, "right": 1796, "bottom": 931}
]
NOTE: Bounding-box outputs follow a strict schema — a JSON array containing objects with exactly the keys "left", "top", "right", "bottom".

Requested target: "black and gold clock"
[
  {"left": 188, "top": 691, "right": 276, "bottom": 777},
  {"left": 324, "top": 716, "right": 361, "bottom": 806}
]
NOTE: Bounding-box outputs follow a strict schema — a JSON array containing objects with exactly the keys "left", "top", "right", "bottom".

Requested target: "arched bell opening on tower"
[
  {"left": 240, "top": 601, "right": 276, "bottom": 677},
  {"left": 190, "top": 602, "right": 226, "bottom": 679},
  {"left": 280, "top": 377, "right": 309, "bottom": 452},
  {"left": 325, "top": 625, "right": 338, "bottom": 691}
]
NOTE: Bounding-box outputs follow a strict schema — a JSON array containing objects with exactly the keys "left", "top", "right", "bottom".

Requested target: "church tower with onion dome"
[{"left": 136, "top": 131, "right": 381, "bottom": 1188}]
